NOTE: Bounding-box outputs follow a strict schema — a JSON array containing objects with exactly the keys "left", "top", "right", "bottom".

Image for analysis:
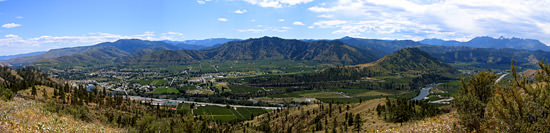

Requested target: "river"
[{"left": 411, "top": 83, "right": 440, "bottom": 101}]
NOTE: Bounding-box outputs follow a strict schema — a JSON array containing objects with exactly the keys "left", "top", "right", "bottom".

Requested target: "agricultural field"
[
  {"left": 152, "top": 87, "right": 180, "bottom": 94},
  {"left": 192, "top": 105, "right": 268, "bottom": 122},
  {"left": 228, "top": 85, "right": 263, "bottom": 94}
]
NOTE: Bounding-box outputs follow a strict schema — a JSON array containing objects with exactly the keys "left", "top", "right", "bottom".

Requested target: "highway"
[
  {"left": 495, "top": 73, "right": 509, "bottom": 84},
  {"left": 128, "top": 96, "right": 283, "bottom": 110}
]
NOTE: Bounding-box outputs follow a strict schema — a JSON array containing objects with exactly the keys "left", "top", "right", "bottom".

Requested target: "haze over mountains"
[{"left": 4, "top": 36, "right": 550, "bottom": 70}]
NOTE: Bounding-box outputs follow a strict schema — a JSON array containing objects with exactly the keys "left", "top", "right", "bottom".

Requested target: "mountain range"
[
  {"left": 163, "top": 38, "right": 240, "bottom": 50},
  {"left": 420, "top": 36, "right": 550, "bottom": 51},
  {"left": 0, "top": 51, "right": 46, "bottom": 61},
  {"left": 127, "top": 37, "right": 377, "bottom": 65},
  {"left": 4, "top": 36, "right": 550, "bottom": 70},
  {"left": 338, "top": 36, "right": 424, "bottom": 57},
  {"left": 33, "top": 37, "right": 378, "bottom": 66},
  {"left": 354, "top": 47, "right": 456, "bottom": 74},
  {"left": 7, "top": 38, "right": 239, "bottom": 65}
]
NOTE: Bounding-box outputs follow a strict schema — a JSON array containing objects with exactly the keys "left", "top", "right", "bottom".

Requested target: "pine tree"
[
  {"left": 31, "top": 86, "right": 37, "bottom": 97},
  {"left": 354, "top": 114, "right": 362, "bottom": 132},
  {"left": 347, "top": 113, "right": 354, "bottom": 126},
  {"left": 42, "top": 88, "right": 47, "bottom": 98},
  {"left": 453, "top": 71, "right": 496, "bottom": 132},
  {"left": 488, "top": 60, "right": 550, "bottom": 132}
]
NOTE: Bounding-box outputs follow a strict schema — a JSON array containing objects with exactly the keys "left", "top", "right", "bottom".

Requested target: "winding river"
[{"left": 411, "top": 83, "right": 440, "bottom": 101}]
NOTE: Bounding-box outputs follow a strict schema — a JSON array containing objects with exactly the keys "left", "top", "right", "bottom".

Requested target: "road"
[
  {"left": 128, "top": 96, "right": 282, "bottom": 110},
  {"left": 495, "top": 73, "right": 509, "bottom": 84},
  {"left": 429, "top": 97, "right": 454, "bottom": 104},
  {"left": 429, "top": 73, "right": 508, "bottom": 104}
]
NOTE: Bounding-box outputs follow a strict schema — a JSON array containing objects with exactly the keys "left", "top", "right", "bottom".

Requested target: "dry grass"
[
  {"left": 0, "top": 86, "right": 124, "bottom": 132},
  {"left": 247, "top": 98, "right": 458, "bottom": 132}
]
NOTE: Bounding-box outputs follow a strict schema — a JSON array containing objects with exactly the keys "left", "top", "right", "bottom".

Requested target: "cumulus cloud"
[
  {"left": 2, "top": 23, "right": 21, "bottom": 28},
  {"left": 241, "top": 0, "right": 314, "bottom": 8},
  {"left": 279, "top": 19, "right": 285, "bottom": 22},
  {"left": 293, "top": 21, "right": 305, "bottom": 25},
  {"left": 218, "top": 18, "right": 228, "bottom": 22},
  {"left": 0, "top": 32, "right": 185, "bottom": 56},
  {"left": 5, "top": 34, "right": 19, "bottom": 38},
  {"left": 237, "top": 26, "right": 290, "bottom": 33},
  {"left": 234, "top": 9, "right": 248, "bottom": 14},
  {"left": 15, "top": 16, "right": 24, "bottom": 19},
  {"left": 308, "top": 0, "right": 550, "bottom": 43},
  {"left": 197, "top": 0, "right": 211, "bottom": 4},
  {"left": 317, "top": 14, "right": 334, "bottom": 18}
]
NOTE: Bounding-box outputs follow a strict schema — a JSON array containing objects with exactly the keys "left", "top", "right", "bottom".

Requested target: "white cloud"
[
  {"left": 218, "top": 18, "right": 228, "bottom": 22},
  {"left": 317, "top": 14, "right": 333, "bottom": 18},
  {"left": 234, "top": 9, "right": 248, "bottom": 14},
  {"left": 2, "top": 23, "right": 21, "bottom": 28},
  {"left": 5, "top": 34, "right": 19, "bottom": 38},
  {"left": 279, "top": 19, "right": 285, "bottom": 22},
  {"left": 241, "top": 0, "right": 314, "bottom": 8},
  {"left": 237, "top": 26, "right": 290, "bottom": 33},
  {"left": 308, "top": 0, "right": 550, "bottom": 43},
  {"left": 0, "top": 32, "right": 187, "bottom": 56},
  {"left": 15, "top": 16, "right": 23, "bottom": 19},
  {"left": 197, "top": 0, "right": 211, "bottom": 4},
  {"left": 160, "top": 32, "right": 185, "bottom": 40},
  {"left": 312, "top": 20, "right": 347, "bottom": 28},
  {"left": 250, "top": 19, "right": 257, "bottom": 22},
  {"left": 293, "top": 21, "right": 305, "bottom": 25}
]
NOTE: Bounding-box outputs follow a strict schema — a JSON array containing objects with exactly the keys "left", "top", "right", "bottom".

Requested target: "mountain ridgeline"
[
  {"left": 239, "top": 47, "right": 457, "bottom": 88},
  {"left": 8, "top": 36, "right": 550, "bottom": 71},
  {"left": 420, "top": 36, "right": 550, "bottom": 51},
  {"left": 338, "top": 36, "right": 424, "bottom": 57},
  {"left": 14, "top": 39, "right": 180, "bottom": 65},
  {"left": 351, "top": 47, "right": 456, "bottom": 75},
  {"left": 416, "top": 45, "right": 550, "bottom": 69},
  {"left": 203, "top": 37, "right": 377, "bottom": 64},
  {"left": 35, "top": 37, "right": 379, "bottom": 66}
]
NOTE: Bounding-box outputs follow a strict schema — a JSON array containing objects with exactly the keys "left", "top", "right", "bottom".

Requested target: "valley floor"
[{"left": 0, "top": 97, "right": 123, "bottom": 132}]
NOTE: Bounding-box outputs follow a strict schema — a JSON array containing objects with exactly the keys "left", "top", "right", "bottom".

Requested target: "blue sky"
[{"left": 1, "top": 0, "right": 550, "bottom": 56}]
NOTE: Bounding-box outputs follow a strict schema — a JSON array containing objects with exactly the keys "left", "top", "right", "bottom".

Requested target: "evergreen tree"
[
  {"left": 453, "top": 71, "right": 496, "bottom": 131},
  {"left": 488, "top": 60, "right": 550, "bottom": 132},
  {"left": 354, "top": 114, "right": 362, "bottom": 132},
  {"left": 42, "top": 88, "right": 48, "bottom": 98},
  {"left": 31, "top": 86, "right": 37, "bottom": 97}
]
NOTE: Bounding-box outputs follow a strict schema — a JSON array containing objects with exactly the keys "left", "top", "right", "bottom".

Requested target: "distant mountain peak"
[{"left": 341, "top": 36, "right": 354, "bottom": 40}]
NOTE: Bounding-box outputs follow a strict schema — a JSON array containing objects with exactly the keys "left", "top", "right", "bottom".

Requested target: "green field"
[
  {"left": 131, "top": 79, "right": 169, "bottom": 86},
  {"left": 193, "top": 105, "right": 268, "bottom": 122},
  {"left": 268, "top": 90, "right": 320, "bottom": 98},
  {"left": 267, "top": 89, "right": 404, "bottom": 99},
  {"left": 228, "top": 85, "right": 263, "bottom": 93},
  {"left": 152, "top": 87, "right": 179, "bottom": 94},
  {"left": 176, "top": 103, "right": 192, "bottom": 114}
]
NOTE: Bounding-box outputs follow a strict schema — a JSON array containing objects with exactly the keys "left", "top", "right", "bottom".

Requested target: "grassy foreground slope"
[
  {"left": 247, "top": 98, "right": 457, "bottom": 132},
  {"left": 0, "top": 97, "right": 123, "bottom": 132}
]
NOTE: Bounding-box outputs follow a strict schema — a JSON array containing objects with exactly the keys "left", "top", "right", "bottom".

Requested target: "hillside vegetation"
[
  {"left": 248, "top": 98, "right": 456, "bottom": 132},
  {"left": 34, "top": 37, "right": 378, "bottom": 67},
  {"left": 235, "top": 47, "right": 457, "bottom": 90},
  {"left": 0, "top": 67, "right": 256, "bottom": 132}
]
